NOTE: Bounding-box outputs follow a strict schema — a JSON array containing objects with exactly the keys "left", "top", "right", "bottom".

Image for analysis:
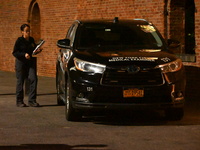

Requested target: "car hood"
[{"left": 74, "top": 48, "right": 178, "bottom": 66}]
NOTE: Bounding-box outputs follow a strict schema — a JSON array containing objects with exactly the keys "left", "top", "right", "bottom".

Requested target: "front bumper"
[
  {"left": 72, "top": 100, "right": 184, "bottom": 111},
  {"left": 71, "top": 81, "right": 185, "bottom": 111}
]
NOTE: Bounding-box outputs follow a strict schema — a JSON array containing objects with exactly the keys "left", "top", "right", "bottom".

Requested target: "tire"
[
  {"left": 165, "top": 108, "right": 184, "bottom": 121},
  {"left": 65, "top": 78, "right": 82, "bottom": 121},
  {"left": 56, "top": 64, "right": 65, "bottom": 106}
]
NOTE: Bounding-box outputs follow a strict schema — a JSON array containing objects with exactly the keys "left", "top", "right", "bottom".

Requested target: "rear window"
[{"left": 77, "top": 23, "right": 164, "bottom": 49}]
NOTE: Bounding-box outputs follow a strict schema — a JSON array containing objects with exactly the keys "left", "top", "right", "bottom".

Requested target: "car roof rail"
[
  {"left": 75, "top": 20, "right": 81, "bottom": 23},
  {"left": 133, "top": 18, "right": 153, "bottom": 25},
  {"left": 134, "top": 18, "right": 148, "bottom": 22}
]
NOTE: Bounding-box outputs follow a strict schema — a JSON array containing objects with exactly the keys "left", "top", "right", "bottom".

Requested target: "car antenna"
[{"left": 113, "top": 17, "right": 119, "bottom": 23}]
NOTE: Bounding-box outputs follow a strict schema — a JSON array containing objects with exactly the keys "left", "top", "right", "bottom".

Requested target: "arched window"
[{"left": 28, "top": 0, "right": 41, "bottom": 42}]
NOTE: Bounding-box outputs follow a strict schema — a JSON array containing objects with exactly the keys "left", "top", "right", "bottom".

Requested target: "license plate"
[{"left": 123, "top": 88, "right": 144, "bottom": 98}]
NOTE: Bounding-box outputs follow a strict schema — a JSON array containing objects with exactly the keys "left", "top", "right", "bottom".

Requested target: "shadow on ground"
[
  {"left": 84, "top": 110, "right": 168, "bottom": 126},
  {"left": 0, "top": 144, "right": 108, "bottom": 150},
  {"left": 82, "top": 99, "right": 200, "bottom": 126}
]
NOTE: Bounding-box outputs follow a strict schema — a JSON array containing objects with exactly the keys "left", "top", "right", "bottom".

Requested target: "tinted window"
[{"left": 77, "top": 23, "right": 164, "bottom": 50}]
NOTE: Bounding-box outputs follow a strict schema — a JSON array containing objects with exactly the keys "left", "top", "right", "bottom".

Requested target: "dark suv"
[{"left": 56, "top": 18, "right": 186, "bottom": 121}]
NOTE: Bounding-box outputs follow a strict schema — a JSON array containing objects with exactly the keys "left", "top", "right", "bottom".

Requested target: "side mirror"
[
  {"left": 57, "top": 39, "right": 70, "bottom": 48},
  {"left": 167, "top": 39, "right": 181, "bottom": 48}
]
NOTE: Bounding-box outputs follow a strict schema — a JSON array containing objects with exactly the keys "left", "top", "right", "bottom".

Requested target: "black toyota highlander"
[{"left": 56, "top": 18, "right": 186, "bottom": 121}]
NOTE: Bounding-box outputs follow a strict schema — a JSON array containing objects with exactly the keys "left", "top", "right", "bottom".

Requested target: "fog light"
[
  {"left": 177, "top": 91, "right": 183, "bottom": 98},
  {"left": 172, "top": 91, "right": 184, "bottom": 101},
  {"left": 76, "top": 93, "right": 90, "bottom": 103},
  {"left": 78, "top": 93, "right": 85, "bottom": 98}
]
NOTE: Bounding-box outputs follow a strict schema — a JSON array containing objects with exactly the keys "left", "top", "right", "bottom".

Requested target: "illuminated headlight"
[
  {"left": 156, "top": 59, "right": 183, "bottom": 73},
  {"left": 74, "top": 58, "right": 106, "bottom": 73}
]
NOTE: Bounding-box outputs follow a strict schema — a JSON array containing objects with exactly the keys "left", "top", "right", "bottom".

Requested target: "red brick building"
[
  {"left": 0, "top": 0, "right": 199, "bottom": 77},
  {"left": 1, "top": 0, "right": 200, "bottom": 100}
]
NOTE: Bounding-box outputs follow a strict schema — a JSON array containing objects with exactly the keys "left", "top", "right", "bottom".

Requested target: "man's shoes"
[
  {"left": 28, "top": 102, "right": 40, "bottom": 107},
  {"left": 17, "top": 102, "right": 27, "bottom": 107}
]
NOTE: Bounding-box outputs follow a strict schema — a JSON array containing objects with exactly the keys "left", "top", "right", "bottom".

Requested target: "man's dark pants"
[{"left": 15, "top": 59, "right": 37, "bottom": 104}]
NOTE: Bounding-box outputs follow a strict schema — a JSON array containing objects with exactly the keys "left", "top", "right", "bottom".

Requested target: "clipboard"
[{"left": 32, "top": 40, "right": 45, "bottom": 55}]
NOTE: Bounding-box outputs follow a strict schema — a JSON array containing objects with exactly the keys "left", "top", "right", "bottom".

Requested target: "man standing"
[{"left": 12, "top": 24, "right": 42, "bottom": 107}]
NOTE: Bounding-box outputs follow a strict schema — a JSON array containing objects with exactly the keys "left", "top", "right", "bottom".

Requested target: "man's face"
[{"left": 22, "top": 26, "right": 30, "bottom": 39}]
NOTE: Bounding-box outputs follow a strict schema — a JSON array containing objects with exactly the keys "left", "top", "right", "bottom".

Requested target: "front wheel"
[{"left": 65, "top": 78, "right": 82, "bottom": 121}]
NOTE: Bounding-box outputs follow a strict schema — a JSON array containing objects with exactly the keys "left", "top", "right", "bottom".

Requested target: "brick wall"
[
  {"left": 193, "top": 0, "right": 200, "bottom": 66},
  {"left": 0, "top": 0, "right": 165, "bottom": 77},
  {"left": 0, "top": 0, "right": 200, "bottom": 78},
  {"left": 0, "top": 0, "right": 28, "bottom": 74}
]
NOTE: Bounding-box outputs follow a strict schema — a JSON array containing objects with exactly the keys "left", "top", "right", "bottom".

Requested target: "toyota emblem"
[{"left": 127, "top": 65, "right": 140, "bottom": 74}]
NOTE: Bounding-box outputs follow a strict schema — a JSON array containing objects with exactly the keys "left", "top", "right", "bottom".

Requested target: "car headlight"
[
  {"left": 156, "top": 59, "right": 183, "bottom": 73},
  {"left": 74, "top": 58, "right": 106, "bottom": 73}
]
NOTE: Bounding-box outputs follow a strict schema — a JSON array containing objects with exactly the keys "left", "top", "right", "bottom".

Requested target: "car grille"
[{"left": 101, "top": 67, "right": 164, "bottom": 86}]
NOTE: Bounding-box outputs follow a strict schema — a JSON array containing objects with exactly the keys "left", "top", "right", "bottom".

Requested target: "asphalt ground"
[{"left": 0, "top": 70, "right": 200, "bottom": 150}]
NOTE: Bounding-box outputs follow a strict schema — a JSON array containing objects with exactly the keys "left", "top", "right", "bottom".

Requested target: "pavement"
[
  {"left": 0, "top": 70, "right": 57, "bottom": 104},
  {"left": 0, "top": 70, "right": 67, "bottom": 148},
  {"left": 0, "top": 70, "right": 200, "bottom": 150},
  {"left": 0, "top": 70, "right": 56, "bottom": 93}
]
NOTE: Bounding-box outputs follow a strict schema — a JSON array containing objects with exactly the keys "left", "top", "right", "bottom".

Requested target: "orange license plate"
[{"left": 123, "top": 88, "right": 144, "bottom": 98}]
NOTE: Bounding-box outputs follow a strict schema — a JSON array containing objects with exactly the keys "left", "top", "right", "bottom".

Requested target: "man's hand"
[{"left": 25, "top": 53, "right": 30, "bottom": 59}]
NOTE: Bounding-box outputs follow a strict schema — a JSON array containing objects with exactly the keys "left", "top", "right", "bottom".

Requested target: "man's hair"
[{"left": 20, "top": 24, "right": 30, "bottom": 31}]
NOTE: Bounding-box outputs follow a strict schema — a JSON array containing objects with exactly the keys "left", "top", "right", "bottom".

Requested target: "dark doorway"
[
  {"left": 185, "top": 0, "right": 195, "bottom": 54},
  {"left": 169, "top": 0, "right": 185, "bottom": 53},
  {"left": 169, "top": 0, "right": 195, "bottom": 54}
]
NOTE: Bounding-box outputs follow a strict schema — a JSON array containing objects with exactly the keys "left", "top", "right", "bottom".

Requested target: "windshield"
[{"left": 77, "top": 22, "right": 164, "bottom": 50}]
